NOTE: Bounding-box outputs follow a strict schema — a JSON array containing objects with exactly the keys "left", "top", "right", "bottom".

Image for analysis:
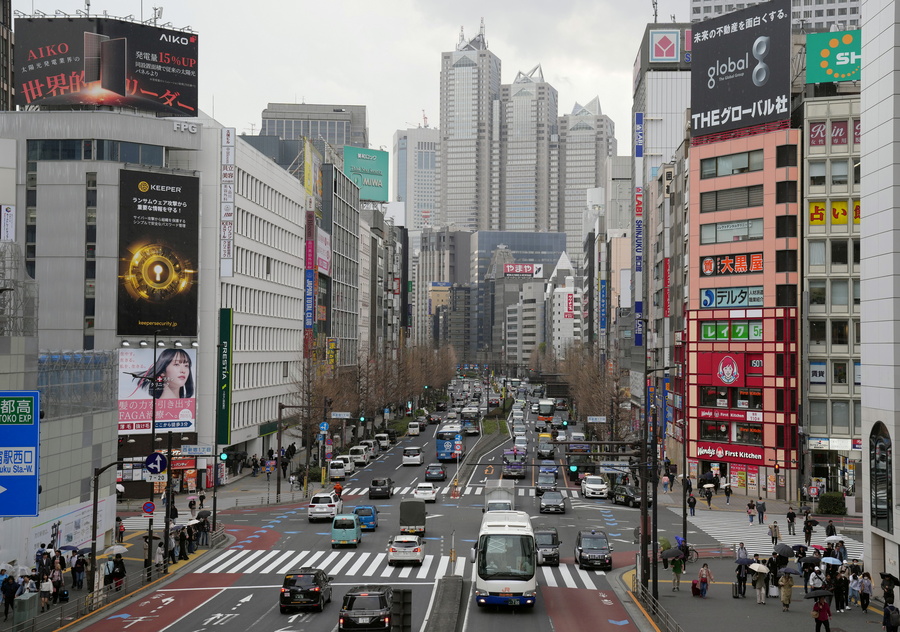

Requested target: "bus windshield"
[{"left": 477, "top": 534, "right": 535, "bottom": 581}]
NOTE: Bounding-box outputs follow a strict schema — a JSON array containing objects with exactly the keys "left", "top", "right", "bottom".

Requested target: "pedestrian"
[
  {"left": 167, "top": 534, "right": 177, "bottom": 565},
  {"left": 199, "top": 517, "right": 210, "bottom": 546},
  {"left": 154, "top": 542, "right": 165, "bottom": 570},
  {"left": 34, "top": 543, "right": 46, "bottom": 568},
  {"left": 884, "top": 601, "right": 900, "bottom": 632},
  {"left": 724, "top": 485, "right": 732, "bottom": 505},
  {"left": 848, "top": 572, "right": 861, "bottom": 607},
  {"left": 169, "top": 502, "right": 179, "bottom": 522},
  {"left": 705, "top": 488, "right": 713, "bottom": 509},
  {"left": 835, "top": 541, "right": 847, "bottom": 563},
  {"left": 883, "top": 574, "right": 897, "bottom": 605},
  {"left": 103, "top": 556, "right": 115, "bottom": 588},
  {"left": 747, "top": 499, "right": 756, "bottom": 524},
  {"left": 685, "top": 477, "right": 693, "bottom": 495},
  {"left": 115, "top": 516, "right": 125, "bottom": 543},
  {"left": 251, "top": 455, "right": 259, "bottom": 476},
  {"left": 834, "top": 570, "right": 849, "bottom": 612},
  {"left": 752, "top": 570, "right": 766, "bottom": 604},
  {"left": 860, "top": 572, "right": 873, "bottom": 613},
  {"left": 698, "top": 563, "right": 714, "bottom": 598},
  {"left": 688, "top": 494, "right": 697, "bottom": 516},
  {"left": 188, "top": 497, "right": 197, "bottom": 519},
  {"left": 756, "top": 497, "right": 767, "bottom": 524},
  {"left": 72, "top": 555, "right": 85, "bottom": 590},
  {"left": 809, "top": 568, "right": 825, "bottom": 592},
  {"left": 49, "top": 562, "right": 63, "bottom": 604},
  {"left": 662, "top": 474, "right": 670, "bottom": 493},
  {"left": 825, "top": 520, "right": 837, "bottom": 537},
  {"left": 850, "top": 559, "right": 863, "bottom": 576},
  {"left": 671, "top": 556, "right": 684, "bottom": 591},
  {"left": 769, "top": 521, "right": 781, "bottom": 545},
  {"left": 2, "top": 576, "right": 17, "bottom": 621},
  {"left": 787, "top": 506, "right": 797, "bottom": 535},
  {"left": 334, "top": 482, "right": 343, "bottom": 499},
  {"left": 813, "top": 595, "right": 832, "bottom": 631},
  {"left": 178, "top": 529, "right": 189, "bottom": 560},
  {"left": 713, "top": 474, "right": 721, "bottom": 494},
  {"left": 779, "top": 571, "right": 794, "bottom": 611},
  {"left": 112, "top": 554, "right": 126, "bottom": 592},
  {"left": 804, "top": 518, "right": 814, "bottom": 546},
  {"left": 736, "top": 542, "right": 749, "bottom": 560},
  {"left": 736, "top": 563, "right": 749, "bottom": 598},
  {"left": 199, "top": 490, "right": 206, "bottom": 509},
  {"left": 39, "top": 573, "right": 52, "bottom": 612}
]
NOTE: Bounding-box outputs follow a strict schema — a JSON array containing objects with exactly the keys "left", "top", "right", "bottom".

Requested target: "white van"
[
  {"left": 402, "top": 446, "right": 424, "bottom": 466},
  {"left": 349, "top": 445, "right": 370, "bottom": 467},
  {"left": 570, "top": 431, "right": 586, "bottom": 442},
  {"left": 375, "top": 433, "right": 390, "bottom": 451},
  {"left": 408, "top": 421, "right": 421, "bottom": 436},
  {"left": 328, "top": 459, "right": 346, "bottom": 481},
  {"left": 334, "top": 454, "right": 356, "bottom": 475}
]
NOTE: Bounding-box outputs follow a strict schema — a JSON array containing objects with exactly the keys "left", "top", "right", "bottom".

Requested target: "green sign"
[
  {"left": 342, "top": 147, "right": 389, "bottom": 202},
  {"left": 216, "top": 308, "right": 233, "bottom": 446},
  {"left": 806, "top": 30, "right": 861, "bottom": 83},
  {"left": 0, "top": 397, "right": 35, "bottom": 424}
]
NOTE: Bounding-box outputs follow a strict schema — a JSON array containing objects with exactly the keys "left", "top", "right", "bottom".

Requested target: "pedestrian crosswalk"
[
  {"left": 339, "top": 485, "right": 583, "bottom": 499},
  {"left": 673, "top": 507, "right": 865, "bottom": 560},
  {"left": 191, "top": 547, "right": 606, "bottom": 590}
]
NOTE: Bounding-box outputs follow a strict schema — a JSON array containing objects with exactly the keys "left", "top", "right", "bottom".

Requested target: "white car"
[
  {"left": 387, "top": 534, "right": 426, "bottom": 566},
  {"left": 514, "top": 436, "right": 528, "bottom": 454},
  {"left": 307, "top": 491, "right": 343, "bottom": 522},
  {"left": 334, "top": 454, "right": 356, "bottom": 475},
  {"left": 531, "top": 403, "right": 539, "bottom": 413},
  {"left": 512, "top": 424, "right": 527, "bottom": 438},
  {"left": 581, "top": 475, "right": 610, "bottom": 498},
  {"left": 512, "top": 411, "right": 525, "bottom": 423},
  {"left": 412, "top": 482, "right": 438, "bottom": 503}
]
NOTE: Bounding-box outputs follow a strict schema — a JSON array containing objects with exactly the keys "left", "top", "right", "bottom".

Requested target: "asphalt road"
[{"left": 72, "top": 388, "right": 656, "bottom": 632}]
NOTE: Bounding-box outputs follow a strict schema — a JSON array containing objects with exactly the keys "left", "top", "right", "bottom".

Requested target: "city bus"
[
  {"left": 436, "top": 422, "right": 465, "bottom": 461},
  {"left": 470, "top": 510, "right": 537, "bottom": 608},
  {"left": 501, "top": 448, "right": 526, "bottom": 478},
  {"left": 537, "top": 399, "right": 555, "bottom": 425}
]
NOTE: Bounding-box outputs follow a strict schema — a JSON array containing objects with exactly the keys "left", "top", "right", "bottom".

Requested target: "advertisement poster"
[
  {"left": 118, "top": 347, "right": 197, "bottom": 434},
  {"left": 767, "top": 474, "right": 776, "bottom": 493},
  {"left": 747, "top": 465, "right": 759, "bottom": 495},
  {"left": 117, "top": 170, "right": 199, "bottom": 337},
  {"left": 14, "top": 17, "right": 198, "bottom": 115},
  {"left": 730, "top": 463, "right": 747, "bottom": 490},
  {"left": 343, "top": 147, "right": 389, "bottom": 202}
]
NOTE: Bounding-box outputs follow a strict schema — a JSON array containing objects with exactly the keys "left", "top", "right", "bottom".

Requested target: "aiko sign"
[{"left": 696, "top": 441, "right": 764, "bottom": 465}]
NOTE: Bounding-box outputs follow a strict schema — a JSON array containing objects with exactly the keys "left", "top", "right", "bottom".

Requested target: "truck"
[
  {"left": 483, "top": 479, "right": 516, "bottom": 513},
  {"left": 399, "top": 498, "right": 427, "bottom": 535}
]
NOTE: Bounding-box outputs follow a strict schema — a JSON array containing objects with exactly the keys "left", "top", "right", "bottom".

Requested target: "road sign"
[
  {"left": 808, "top": 485, "right": 820, "bottom": 498},
  {"left": 181, "top": 443, "right": 213, "bottom": 456},
  {"left": 598, "top": 461, "right": 631, "bottom": 474},
  {"left": 146, "top": 473, "right": 166, "bottom": 482},
  {"left": 454, "top": 442, "right": 463, "bottom": 452},
  {"left": 319, "top": 422, "right": 329, "bottom": 432},
  {"left": 142, "top": 501, "right": 156, "bottom": 514},
  {"left": 455, "top": 434, "right": 463, "bottom": 442},
  {"left": 331, "top": 412, "right": 351, "bottom": 419},
  {"left": 587, "top": 416, "right": 606, "bottom": 424},
  {"left": 325, "top": 452, "right": 333, "bottom": 460},
  {"left": 145, "top": 453, "right": 168, "bottom": 474},
  {"left": 0, "top": 391, "right": 40, "bottom": 517}
]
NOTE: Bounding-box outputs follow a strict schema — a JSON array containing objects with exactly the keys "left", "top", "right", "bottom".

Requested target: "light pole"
[
  {"left": 141, "top": 330, "right": 164, "bottom": 578},
  {"left": 276, "top": 403, "right": 311, "bottom": 498},
  {"left": 90, "top": 460, "right": 125, "bottom": 595},
  {"left": 642, "top": 362, "right": 672, "bottom": 599}
]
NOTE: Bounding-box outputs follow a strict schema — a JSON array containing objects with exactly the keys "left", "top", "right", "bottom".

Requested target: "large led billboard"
[
  {"left": 343, "top": 147, "right": 389, "bottom": 202},
  {"left": 806, "top": 30, "right": 861, "bottom": 84},
  {"left": 117, "top": 170, "right": 199, "bottom": 337},
  {"left": 690, "top": 0, "right": 791, "bottom": 138},
  {"left": 118, "top": 347, "right": 197, "bottom": 434},
  {"left": 14, "top": 17, "right": 198, "bottom": 115}
]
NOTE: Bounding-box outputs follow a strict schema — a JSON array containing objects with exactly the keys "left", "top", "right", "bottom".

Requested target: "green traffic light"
[
  {"left": 569, "top": 465, "right": 577, "bottom": 472},
  {"left": 360, "top": 416, "right": 365, "bottom": 422},
  {"left": 219, "top": 452, "right": 228, "bottom": 461}
]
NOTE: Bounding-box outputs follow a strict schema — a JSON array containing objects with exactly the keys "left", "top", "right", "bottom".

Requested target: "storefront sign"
[{"left": 696, "top": 441, "right": 764, "bottom": 465}]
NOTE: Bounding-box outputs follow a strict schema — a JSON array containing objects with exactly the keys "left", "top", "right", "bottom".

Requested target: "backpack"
[{"left": 891, "top": 606, "right": 900, "bottom": 627}]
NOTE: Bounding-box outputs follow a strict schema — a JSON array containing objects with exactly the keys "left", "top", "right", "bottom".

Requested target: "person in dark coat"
[{"left": 178, "top": 529, "right": 189, "bottom": 560}]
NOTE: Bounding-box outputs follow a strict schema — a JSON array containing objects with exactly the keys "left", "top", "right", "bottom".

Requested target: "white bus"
[{"left": 470, "top": 510, "right": 537, "bottom": 608}]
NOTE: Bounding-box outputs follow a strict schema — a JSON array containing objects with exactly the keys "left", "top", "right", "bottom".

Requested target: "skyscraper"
[
  {"left": 690, "top": 0, "right": 860, "bottom": 31},
  {"left": 438, "top": 22, "right": 501, "bottom": 231},
  {"left": 393, "top": 125, "right": 439, "bottom": 252},
  {"left": 260, "top": 102, "right": 368, "bottom": 149}
]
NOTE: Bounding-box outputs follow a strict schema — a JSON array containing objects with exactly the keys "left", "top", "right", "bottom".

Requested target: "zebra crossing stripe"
[
  {"left": 417, "top": 555, "right": 435, "bottom": 579},
  {"left": 433, "top": 555, "right": 450, "bottom": 578},
  {"left": 396, "top": 562, "right": 416, "bottom": 579},
  {"left": 228, "top": 550, "right": 266, "bottom": 573},
  {"left": 557, "top": 563, "right": 576, "bottom": 588},
  {"left": 265, "top": 550, "right": 297, "bottom": 573},
  {"left": 326, "top": 551, "right": 356, "bottom": 576},
  {"left": 316, "top": 551, "right": 341, "bottom": 572},
  {"left": 541, "top": 565, "right": 558, "bottom": 587},
  {"left": 195, "top": 548, "right": 238, "bottom": 573},
  {"left": 244, "top": 550, "right": 281, "bottom": 573},
  {"left": 363, "top": 554, "right": 386, "bottom": 576},
  {"left": 346, "top": 552, "right": 371, "bottom": 575},
  {"left": 454, "top": 556, "right": 466, "bottom": 577}
]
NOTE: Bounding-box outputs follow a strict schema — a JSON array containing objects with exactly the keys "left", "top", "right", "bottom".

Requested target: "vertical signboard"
[
  {"left": 342, "top": 147, "right": 389, "bottom": 202},
  {"left": 599, "top": 279, "right": 608, "bottom": 334},
  {"left": 216, "top": 308, "right": 233, "bottom": 446},
  {"left": 304, "top": 211, "right": 316, "bottom": 358},
  {"left": 0, "top": 391, "right": 40, "bottom": 517},
  {"left": 634, "top": 185, "right": 644, "bottom": 347},
  {"left": 118, "top": 348, "right": 197, "bottom": 434},
  {"left": 0, "top": 205, "right": 15, "bottom": 241},
  {"left": 220, "top": 128, "right": 235, "bottom": 277},
  {"left": 690, "top": 0, "right": 791, "bottom": 137},
  {"left": 634, "top": 112, "right": 645, "bottom": 158},
  {"left": 117, "top": 170, "right": 199, "bottom": 337}
]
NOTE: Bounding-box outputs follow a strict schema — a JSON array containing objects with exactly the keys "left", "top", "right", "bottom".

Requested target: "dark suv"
[
  {"left": 339, "top": 585, "right": 393, "bottom": 632},
  {"left": 535, "top": 527, "right": 560, "bottom": 566},
  {"left": 612, "top": 484, "right": 651, "bottom": 508},
  {"left": 424, "top": 463, "right": 447, "bottom": 481},
  {"left": 280, "top": 567, "right": 333, "bottom": 613},
  {"left": 368, "top": 478, "right": 394, "bottom": 499},
  {"left": 574, "top": 529, "right": 613, "bottom": 571}
]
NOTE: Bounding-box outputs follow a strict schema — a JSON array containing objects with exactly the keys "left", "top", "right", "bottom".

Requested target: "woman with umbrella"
[
  {"left": 811, "top": 593, "right": 833, "bottom": 631},
  {"left": 778, "top": 568, "right": 795, "bottom": 611},
  {"left": 750, "top": 563, "right": 768, "bottom": 604}
]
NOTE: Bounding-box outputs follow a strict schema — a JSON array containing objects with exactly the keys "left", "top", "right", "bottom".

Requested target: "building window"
[
  {"left": 833, "top": 361, "right": 848, "bottom": 384},
  {"left": 776, "top": 284, "right": 797, "bottom": 306},
  {"left": 736, "top": 388, "right": 763, "bottom": 410},
  {"left": 809, "top": 161, "right": 826, "bottom": 186},
  {"left": 832, "top": 241, "right": 848, "bottom": 265},
  {"left": 809, "top": 320, "right": 827, "bottom": 344},
  {"left": 775, "top": 215, "right": 798, "bottom": 238},
  {"left": 832, "top": 320, "right": 849, "bottom": 344},
  {"left": 776, "top": 144, "right": 798, "bottom": 167},
  {"left": 809, "top": 279, "right": 826, "bottom": 305},
  {"left": 809, "top": 241, "right": 825, "bottom": 265},
  {"left": 870, "top": 421, "right": 893, "bottom": 533},
  {"left": 700, "top": 149, "right": 764, "bottom": 179},
  {"left": 853, "top": 239, "right": 860, "bottom": 265},
  {"left": 832, "top": 160, "right": 849, "bottom": 186},
  {"left": 776, "top": 250, "right": 797, "bottom": 272},
  {"left": 776, "top": 181, "right": 798, "bottom": 203},
  {"left": 700, "top": 386, "right": 730, "bottom": 408},
  {"left": 699, "top": 218, "right": 764, "bottom": 244},
  {"left": 735, "top": 422, "right": 763, "bottom": 445},
  {"left": 809, "top": 400, "right": 827, "bottom": 433},
  {"left": 700, "top": 185, "right": 764, "bottom": 212},
  {"left": 700, "top": 420, "right": 730, "bottom": 441},
  {"left": 831, "top": 280, "right": 848, "bottom": 306}
]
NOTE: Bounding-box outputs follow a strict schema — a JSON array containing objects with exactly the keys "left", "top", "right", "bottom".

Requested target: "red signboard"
[
  {"left": 853, "top": 119, "right": 861, "bottom": 145},
  {"left": 696, "top": 441, "right": 764, "bottom": 465},
  {"left": 663, "top": 258, "right": 671, "bottom": 317},
  {"left": 809, "top": 121, "right": 827, "bottom": 146},
  {"left": 169, "top": 457, "right": 196, "bottom": 470},
  {"left": 699, "top": 253, "right": 763, "bottom": 276},
  {"left": 709, "top": 352, "right": 745, "bottom": 387},
  {"left": 831, "top": 120, "right": 848, "bottom": 145},
  {"left": 567, "top": 294, "right": 574, "bottom": 312}
]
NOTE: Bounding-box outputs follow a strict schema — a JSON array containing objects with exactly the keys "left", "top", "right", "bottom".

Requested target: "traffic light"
[
  {"left": 219, "top": 452, "right": 229, "bottom": 462},
  {"left": 562, "top": 419, "right": 568, "bottom": 427},
  {"left": 569, "top": 465, "right": 578, "bottom": 472},
  {"left": 360, "top": 415, "right": 365, "bottom": 422},
  {"left": 774, "top": 462, "right": 780, "bottom": 474},
  {"left": 424, "top": 385, "right": 429, "bottom": 390}
]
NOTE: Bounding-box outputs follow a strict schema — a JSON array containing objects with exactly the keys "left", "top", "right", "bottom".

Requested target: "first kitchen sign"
[{"left": 696, "top": 441, "right": 763, "bottom": 465}]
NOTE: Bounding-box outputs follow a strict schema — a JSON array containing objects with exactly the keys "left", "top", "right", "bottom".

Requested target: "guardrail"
[{"left": 630, "top": 572, "right": 686, "bottom": 632}]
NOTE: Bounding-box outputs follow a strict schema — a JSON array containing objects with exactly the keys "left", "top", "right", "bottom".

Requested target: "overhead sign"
[
  {"left": 331, "top": 412, "right": 351, "bottom": 419},
  {"left": 181, "top": 443, "right": 212, "bottom": 456},
  {"left": 806, "top": 30, "right": 861, "bottom": 84},
  {"left": 587, "top": 416, "right": 606, "bottom": 424},
  {"left": 343, "top": 147, "right": 389, "bottom": 202},
  {"left": 0, "top": 392, "right": 40, "bottom": 517},
  {"left": 690, "top": 0, "right": 791, "bottom": 137},
  {"left": 14, "top": 17, "right": 198, "bottom": 115},
  {"left": 598, "top": 461, "right": 630, "bottom": 474}
]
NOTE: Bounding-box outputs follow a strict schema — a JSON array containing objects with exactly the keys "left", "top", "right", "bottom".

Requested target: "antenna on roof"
[{"left": 652, "top": 0, "right": 658, "bottom": 23}]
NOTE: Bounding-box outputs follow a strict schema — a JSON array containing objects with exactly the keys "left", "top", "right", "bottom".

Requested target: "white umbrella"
[
  {"left": 703, "top": 483, "right": 715, "bottom": 488},
  {"left": 103, "top": 545, "right": 128, "bottom": 556},
  {"left": 186, "top": 519, "right": 200, "bottom": 525},
  {"left": 750, "top": 563, "right": 769, "bottom": 573},
  {"left": 824, "top": 535, "right": 844, "bottom": 543},
  {"left": 116, "top": 484, "right": 125, "bottom": 493}
]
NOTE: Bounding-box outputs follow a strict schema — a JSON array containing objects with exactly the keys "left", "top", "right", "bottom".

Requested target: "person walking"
[
  {"left": 883, "top": 601, "right": 900, "bottom": 632},
  {"left": 112, "top": 554, "right": 126, "bottom": 592},
  {"left": 178, "top": 529, "right": 189, "bottom": 560},
  {"left": 199, "top": 490, "right": 206, "bottom": 509},
  {"left": 688, "top": 494, "right": 697, "bottom": 516},
  {"left": 848, "top": 572, "right": 861, "bottom": 607},
  {"left": 803, "top": 518, "right": 814, "bottom": 546},
  {"left": 757, "top": 497, "right": 767, "bottom": 524},
  {"left": 787, "top": 507, "right": 797, "bottom": 535},
  {"left": 662, "top": 474, "right": 670, "bottom": 493},
  {"left": 2, "top": 576, "right": 17, "bottom": 621},
  {"left": 199, "top": 516, "right": 210, "bottom": 546},
  {"left": 49, "top": 562, "right": 63, "bottom": 604},
  {"left": 698, "top": 563, "right": 714, "bottom": 598},
  {"left": 860, "top": 572, "right": 874, "bottom": 613},
  {"left": 115, "top": 516, "right": 125, "bottom": 543},
  {"left": 752, "top": 570, "right": 766, "bottom": 604},
  {"left": 736, "top": 542, "right": 749, "bottom": 560},
  {"left": 769, "top": 521, "right": 782, "bottom": 545},
  {"left": 39, "top": 573, "right": 52, "bottom": 613},
  {"left": 834, "top": 570, "right": 849, "bottom": 612},
  {"left": 188, "top": 498, "right": 197, "bottom": 520},
  {"left": 736, "top": 562, "right": 749, "bottom": 598},
  {"left": 671, "top": 556, "right": 684, "bottom": 591},
  {"left": 748, "top": 499, "right": 756, "bottom": 524},
  {"left": 685, "top": 477, "right": 693, "bottom": 495},
  {"left": 779, "top": 572, "right": 794, "bottom": 611},
  {"left": 825, "top": 520, "right": 837, "bottom": 538},
  {"left": 813, "top": 596, "right": 832, "bottom": 632},
  {"left": 154, "top": 542, "right": 165, "bottom": 571},
  {"left": 705, "top": 488, "right": 713, "bottom": 509},
  {"left": 72, "top": 555, "right": 85, "bottom": 590},
  {"left": 724, "top": 485, "right": 732, "bottom": 505}
]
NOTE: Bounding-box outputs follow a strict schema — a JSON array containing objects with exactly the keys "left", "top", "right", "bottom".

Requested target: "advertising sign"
[
  {"left": 634, "top": 187, "right": 644, "bottom": 273},
  {"left": 118, "top": 348, "right": 196, "bottom": 434},
  {"left": 0, "top": 205, "right": 14, "bottom": 241},
  {"left": 700, "top": 285, "right": 764, "bottom": 309},
  {"left": 316, "top": 227, "right": 332, "bottom": 276},
  {"left": 634, "top": 112, "right": 645, "bottom": 157},
  {"left": 690, "top": 0, "right": 791, "bottom": 137},
  {"left": 599, "top": 279, "right": 608, "bottom": 333},
  {"left": 503, "top": 263, "right": 535, "bottom": 277},
  {"left": 810, "top": 361, "right": 826, "bottom": 385},
  {"left": 696, "top": 441, "right": 764, "bottom": 465},
  {"left": 809, "top": 201, "right": 826, "bottom": 225},
  {"left": 709, "top": 353, "right": 745, "bottom": 387},
  {"left": 14, "top": 17, "right": 198, "bottom": 115},
  {"left": 649, "top": 30, "right": 681, "bottom": 63},
  {"left": 806, "top": 29, "right": 861, "bottom": 83},
  {"left": 117, "top": 170, "right": 199, "bottom": 337},
  {"left": 729, "top": 463, "right": 747, "bottom": 489},
  {"left": 343, "top": 147, "right": 388, "bottom": 202},
  {"left": 216, "top": 308, "right": 233, "bottom": 446},
  {"left": 699, "top": 252, "right": 764, "bottom": 276},
  {"left": 0, "top": 391, "right": 40, "bottom": 517},
  {"left": 634, "top": 300, "right": 644, "bottom": 347}
]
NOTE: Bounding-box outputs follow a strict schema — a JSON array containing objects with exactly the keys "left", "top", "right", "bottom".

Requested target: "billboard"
[
  {"left": 690, "top": 0, "right": 791, "bottom": 137},
  {"left": 343, "top": 147, "right": 389, "bottom": 202},
  {"left": 118, "top": 347, "right": 197, "bottom": 434},
  {"left": 117, "top": 170, "right": 199, "bottom": 337},
  {"left": 806, "top": 30, "right": 861, "bottom": 84},
  {"left": 14, "top": 17, "right": 198, "bottom": 115},
  {"left": 503, "top": 263, "right": 543, "bottom": 277}
]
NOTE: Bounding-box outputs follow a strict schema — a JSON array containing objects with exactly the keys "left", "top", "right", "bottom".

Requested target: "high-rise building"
[
  {"left": 438, "top": 22, "right": 501, "bottom": 231},
  {"left": 393, "top": 125, "right": 439, "bottom": 251},
  {"left": 690, "top": 0, "right": 860, "bottom": 31},
  {"left": 493, "top": 65, "right": 558, "bottom": 233},
  {"left": 0, "top": 0, "right": 11, "bottom": 110},
  {"left": 260, "top": 102, "right": 369, "bottom": 149}
]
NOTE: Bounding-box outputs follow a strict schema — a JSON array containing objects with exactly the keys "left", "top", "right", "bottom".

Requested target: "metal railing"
[{"left": 631, "top": 573, "right": 686, "bottom": 632}]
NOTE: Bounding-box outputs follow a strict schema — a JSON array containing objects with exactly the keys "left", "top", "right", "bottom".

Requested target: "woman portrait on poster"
[{"left": 140, "top": 349, "right": 194, "bottom": 399}]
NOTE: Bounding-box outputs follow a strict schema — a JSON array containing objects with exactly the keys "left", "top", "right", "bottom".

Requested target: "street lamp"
[
  {"left": 642, "top": 363, "right": 672, "bottom": 601},
  {"left": 276, "top": 403, "right": 311, "bottom": 498},
  {"left": 90, "top": 460, "right": 124, "bottom": 595}
]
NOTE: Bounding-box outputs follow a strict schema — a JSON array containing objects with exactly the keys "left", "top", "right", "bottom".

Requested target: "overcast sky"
[{"left": 20, "top": 0, "right": 689, "bottom": 156}]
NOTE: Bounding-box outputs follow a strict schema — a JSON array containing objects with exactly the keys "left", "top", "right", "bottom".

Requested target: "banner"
[{"left": 118, "top": 348, "right": 197, "bottom": 434}]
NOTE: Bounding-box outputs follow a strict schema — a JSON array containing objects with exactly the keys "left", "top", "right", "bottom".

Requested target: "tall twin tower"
[{"left": 437, "top": 22, "right": 618, "bottom": 266}]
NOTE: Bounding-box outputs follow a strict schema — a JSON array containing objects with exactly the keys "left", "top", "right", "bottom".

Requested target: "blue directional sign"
[
  {"left": 0, "top": 391, "right": 41, "bottom": 517},
  {"left": 319, "top": 422, "right": 329, "bottom": 432},
  {"left": 145, "top": 452, "right": 168, "bottom": 474},
  {"left": 455, "top": 434, "right": 463, "bottom": 442}
]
